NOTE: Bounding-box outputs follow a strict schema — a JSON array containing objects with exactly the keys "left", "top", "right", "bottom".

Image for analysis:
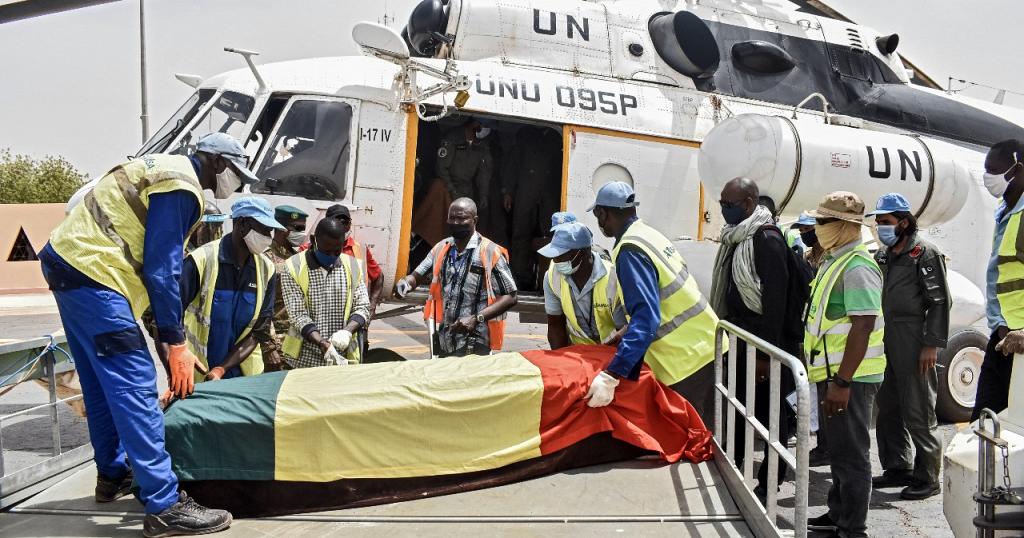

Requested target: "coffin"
[{"left": 163, "top": 345, "right": 712, "bottom": 517}]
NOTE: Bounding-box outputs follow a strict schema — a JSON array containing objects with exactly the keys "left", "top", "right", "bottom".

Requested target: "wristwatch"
[
  {"left": 832, "top": 375, "right": 852, "bottom": 388},
  {"left": 476, "top": 313, "right": 486, "bottom": 324}
]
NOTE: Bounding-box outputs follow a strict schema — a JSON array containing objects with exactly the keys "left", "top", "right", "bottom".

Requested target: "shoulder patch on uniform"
[
  {"left": 909, "top": 245, "right": 923, "bottom": 258},
  {"left": 437, "top": 147, "right": 448, "bottom": 158}
]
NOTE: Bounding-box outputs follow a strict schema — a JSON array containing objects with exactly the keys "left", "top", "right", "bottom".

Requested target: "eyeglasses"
[{"left": 719, "top": 200, "right": 741, "bottom": 210}]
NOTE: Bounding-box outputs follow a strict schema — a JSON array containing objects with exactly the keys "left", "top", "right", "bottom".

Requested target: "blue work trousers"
[{"left": 46, "top": 282, "right": 178, "bottom": 514}]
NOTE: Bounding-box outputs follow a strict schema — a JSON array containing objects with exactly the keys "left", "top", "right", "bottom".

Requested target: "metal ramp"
[{"left": 0, "top": 458, "right": 753, "bottom": 537}]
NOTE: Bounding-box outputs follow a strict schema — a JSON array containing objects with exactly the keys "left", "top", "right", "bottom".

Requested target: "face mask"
[
  {"left": 287, "top": 230, "right": 306, "bottom": 248},
  {"left": 554, "top": 251, "right": 584, "bottom": 276},
  {"left": 475, "top": 127, "right": 492, "bottom": 139},
  {"left": 314, "top": 249, "right": 339, "bottom": 267},
  {"left": 721, "top": 204, "right": 747, "bottom": 226},
  {"left": 876, "top": 224, "right": 900, "bottom": 246},
  {"left": 799, "top": 229, "right": 818, "bottom": 248},
  {"left": 215, "top": 166, "right": 242, "bottom": 199},
  {"left": 242, "top": 229, "right": 272, "bottom": 255},
  {"left": 448, "top": 222, "right": 473, "bottom": 240},
  {"left": 983, "top": 162, "right": 1018, "bottom": 198},
  {"left": 815, "top": 221, "right": 860, "bottom": 252},
  {"left": 345, "top": 230, "right": 353, "bottom": 240}
]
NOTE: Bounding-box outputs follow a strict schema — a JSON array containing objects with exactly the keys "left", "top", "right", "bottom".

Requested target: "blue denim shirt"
[{"left": 987, "top": 196, "right": 1024, "bottom": 330}]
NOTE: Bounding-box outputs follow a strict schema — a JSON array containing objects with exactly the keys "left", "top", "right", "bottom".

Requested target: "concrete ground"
[{"left": 0, "top": 294, "right": 958, "bottom": 536}]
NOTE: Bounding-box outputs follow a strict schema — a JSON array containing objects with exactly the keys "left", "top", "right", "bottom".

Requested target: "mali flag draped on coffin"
[{"left": 163, "top": 345, "right": 712, "bottom": 514}]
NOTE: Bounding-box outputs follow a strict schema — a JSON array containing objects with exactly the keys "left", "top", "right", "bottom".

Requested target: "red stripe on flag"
[{"left": 522, "top": 345, "right": 713, "bottom": 463}]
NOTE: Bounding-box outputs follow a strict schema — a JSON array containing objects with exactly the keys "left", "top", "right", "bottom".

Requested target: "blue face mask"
[
  {"left": 721, "top": 204, "right": 747, "bottom": 225},
  {"left": 877, "top": 224, "right": 899, "bottom": 246},
  {"left": 314, "top": 249, "right": 339, "bottom": 267}
]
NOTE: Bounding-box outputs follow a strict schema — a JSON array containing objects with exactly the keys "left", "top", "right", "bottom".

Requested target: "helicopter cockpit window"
[
  {"left": 168, "top": 91, "right": 256, "bottom": 156},
  {"left": 828, "top": 45, "right": 902, "bottom": 84},
  {"left": 135, "top": 89, "right": 214, "bottom": 157},
  {"left": 251, "top": 99, "right": 353, "bottom": 201}
]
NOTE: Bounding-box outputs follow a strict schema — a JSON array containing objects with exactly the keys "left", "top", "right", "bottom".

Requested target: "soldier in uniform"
[
  {"left": 503, "top": 125, "right": 563, "bottom": 289},
  {"left": 259, "top": 204, "right": 309, "bottom": 371},
  {"left": 436, "top": 118, "right": 494, "bottom": 207},
  {"left": 868, "top": 193, "right": 950, "bottom": 501}
]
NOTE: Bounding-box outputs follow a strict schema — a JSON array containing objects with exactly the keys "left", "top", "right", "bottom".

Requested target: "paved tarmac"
[{"left": 0, "top": 295, "right": 958, "bottom": 537}]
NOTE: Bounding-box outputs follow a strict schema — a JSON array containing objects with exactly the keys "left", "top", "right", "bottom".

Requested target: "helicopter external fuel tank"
[{"left": 697, "top": 113, "right": 973, "bottom": 226}]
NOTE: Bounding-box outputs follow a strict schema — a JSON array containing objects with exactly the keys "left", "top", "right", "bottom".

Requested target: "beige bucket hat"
[{"left": 806, "top": 191, "right": 865, "bottom": 225}]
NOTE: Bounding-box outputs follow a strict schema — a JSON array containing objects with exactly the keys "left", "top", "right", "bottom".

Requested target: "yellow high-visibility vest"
[
  {"left": 49, "top": 154, "right": 204, "bottom": 316},
  {"left": 182, "top": 237, "right": 274, "bottom": 382},
  {"left": 803, "top": 244, "right": 886, "bottom": 383},
  {"left": 611, "top": 220, "right": 719, "bottom": 385},
  {"left": 547, "top": 257, "right": 619, "bottom": 345},
  {"left": 282, "top": 251, "right": 365, "bottom": 363},
  {"left": 997, "top": 210, "right": 1024, "bottom": 329}
]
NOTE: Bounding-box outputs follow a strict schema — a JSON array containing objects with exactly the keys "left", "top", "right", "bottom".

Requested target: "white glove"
[
  {"left": 396, "top": 279, "right": 412, "bottom": 298},
  {"left": 323, "top": 345, "right": 345, "bottom": 366},
  {"left": 585, "top": 371, "right": 619, "bottom": 408},
  {"left": 330, "top": 329, "right": 353, "bottom": 351}
]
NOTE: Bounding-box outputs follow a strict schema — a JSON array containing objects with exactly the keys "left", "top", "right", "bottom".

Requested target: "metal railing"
[
  {"left": 0, "top": 334, "right": 92, "bottom": 506},
  {"left": 714, "top": 320, "right": 810, "bottom": 538}
]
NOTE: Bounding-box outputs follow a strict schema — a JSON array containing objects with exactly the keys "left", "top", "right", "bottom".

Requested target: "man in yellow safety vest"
[
  {"left": 538, "top": 220, "right": 626, "bottom": 349},
  {"left": 280, "top": 217, "right": 370, "bottom": 367},
  {"left": 180, "top": 197, "right": 282, "bottom": 383},
  {"left": 973, "top": 140, "right": 1024, "bottom": 419},
  {"left": 803, "top": 191, "right": 886, "bottom": 538},
  {"left": 585, "top": 182, "right": 720, "bottom": 420},
  {"left": 38, "top": 132, "right": 254, "bottom": 536}
]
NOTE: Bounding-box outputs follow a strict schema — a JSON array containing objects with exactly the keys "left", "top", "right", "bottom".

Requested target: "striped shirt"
[
  {"left": 414, "top": 233, "right": 517, "bottom": 353},
  {"left": 819, "top": 240, "right": 884, "bottom": 382},
  {"left": 280, "top": 250, "right": 370, "bottom": 368}
]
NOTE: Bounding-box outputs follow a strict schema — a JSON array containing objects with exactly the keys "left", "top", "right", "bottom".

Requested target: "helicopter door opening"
[{"left": 408, "top": 111, "right": 565, "bottom": 298}]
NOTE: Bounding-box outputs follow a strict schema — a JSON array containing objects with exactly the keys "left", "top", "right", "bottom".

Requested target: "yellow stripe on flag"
[{"left": 274, "top": 352, "right": 545, "bottom": 481}]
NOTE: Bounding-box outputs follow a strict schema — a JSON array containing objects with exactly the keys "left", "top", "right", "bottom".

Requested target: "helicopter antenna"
[
  {"left": 947, "top": 77, "right": 1024, "bottom": 105},
  {"left": 379, "top": 0, "right": 395, "bottom": 27}
]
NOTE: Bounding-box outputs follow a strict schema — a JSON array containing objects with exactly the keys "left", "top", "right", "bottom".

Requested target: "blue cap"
[
  {"left": 196, "top": 132, "right": 260, "bottom": 184},
  {"left": 866, "top": 193, "right": 912, "bottom": 216},
  {"left": 537, "top": 222, "right": 593, "bottom": 258},
  {"left": 230, "top": 196, "right": 285, "bottom": 230},
  {"left": 587, "top": 181, "right": 639, "bottom": 212},
  {"left": 201, "top": 213, "right": 228, "bottom": 223},
  {"left": 796, "top": 211, "right": 816, "bottom": 226},
  {"left": 550, "top": 211, "right": 578, "bottom": 230}
]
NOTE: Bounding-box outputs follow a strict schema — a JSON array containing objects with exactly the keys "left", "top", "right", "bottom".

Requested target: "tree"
[{"left": 0, "top": 149, "right": 86, "bottom": 204}]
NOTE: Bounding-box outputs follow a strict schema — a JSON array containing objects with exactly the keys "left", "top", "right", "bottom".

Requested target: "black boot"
[
  {"left": 807, "top": 512, "right": 838, "bottom": 532},
  {"left": 95, "top": 470, "right": 133, "bottom": 503},
  {"left": 871, "top": 469, "right": 915, "bottom": 489},
  {"left": 143, "top": 491, "right": 232, "bottom": 538},
  {"left": 900, "top": 481, "right": 941, "bottom": 500}
]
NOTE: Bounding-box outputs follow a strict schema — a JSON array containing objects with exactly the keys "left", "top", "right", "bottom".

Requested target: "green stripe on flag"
[{"left": 165, "top": 371, "right": 287, "bottom": 481}]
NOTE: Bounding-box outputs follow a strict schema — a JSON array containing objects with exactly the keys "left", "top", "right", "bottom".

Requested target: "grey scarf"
[{"left": 710, "top": 205, "right": 775, "bottom": 316}]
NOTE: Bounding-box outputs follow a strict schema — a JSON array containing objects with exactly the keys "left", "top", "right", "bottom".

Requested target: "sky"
[{"left": 0, "top": 0, "right": 1020, "bottom": 178}]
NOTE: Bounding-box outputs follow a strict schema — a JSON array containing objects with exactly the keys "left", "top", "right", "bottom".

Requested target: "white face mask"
[
  {"left": 243, "top": 229, "right": 273, "bottom": 255},
  {"left": 475, "top": 127, "right": 492, "bottom": 140},
  {"left": 984, "top": 161, "right": 1019, "bottom": 199},
  {"left": 214, "top": 166, "right": 243, "bottom": 199},
  {"left": 554, "top": 251, "right": 583, "bottom": 276},
  {"left": 287, "top": 230, "right": 306, "bottom": 248}
]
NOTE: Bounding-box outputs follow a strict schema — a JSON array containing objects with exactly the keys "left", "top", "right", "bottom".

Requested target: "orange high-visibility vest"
[{"left": 423, "top": 236, "right": 509, "bottom": 350}]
